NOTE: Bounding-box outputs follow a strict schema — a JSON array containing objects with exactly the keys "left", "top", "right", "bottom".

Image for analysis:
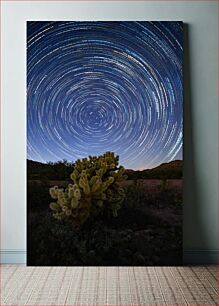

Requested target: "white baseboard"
[
  {"left": 1, "top": 249, "right": 217, "bottom": 264},
  {"left": 1, "top": 250, "right": 26, "bottom": 264}
]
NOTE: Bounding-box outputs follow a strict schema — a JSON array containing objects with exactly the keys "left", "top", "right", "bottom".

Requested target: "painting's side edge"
[{"left": 183, "top": 250, "right": 218, "bottom": 265}]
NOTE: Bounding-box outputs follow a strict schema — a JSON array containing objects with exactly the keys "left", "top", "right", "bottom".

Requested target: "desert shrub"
[
  {"left": 27, "top": 209, "right": 182, "bottom": 266},
  {"left": 124, "top": 180, "right": 183, "bottom": 209},
  {"left": 124, "top": 182, "right": 148, "bottom": 208},
  {"left": 158, "top": 179, "right": 169, "bottom": 191},
  {"left": 49, "top": 152, "right": 127, "bottom": 226},
  {"left": 27, "top": 159, "right": 74, "bottom": 180},
  {"left": 173, "top": 192, "right": 183, "bottom": 206},
  {"left": 27, "top": 181, "right": 51, "bottom": 210},
  {"left": 28, "top": 212, "right": 81, "bottom": 265},
  {"left": 28, "top": 212, "right": 134, "bottom": 265}
]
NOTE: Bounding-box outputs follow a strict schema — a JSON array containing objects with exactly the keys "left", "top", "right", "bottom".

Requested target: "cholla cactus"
[{"left": 49, "top": 152, "right": 127, "bottom": 226}]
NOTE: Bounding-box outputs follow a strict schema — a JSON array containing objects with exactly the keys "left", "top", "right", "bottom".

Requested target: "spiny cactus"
[{"left": 49, "top": 152, "right": 127, "bottom": 226}]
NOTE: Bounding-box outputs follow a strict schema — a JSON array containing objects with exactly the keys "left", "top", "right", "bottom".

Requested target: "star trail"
[{"left": 27, "top": 21, "right": 183, "bottom": 170}]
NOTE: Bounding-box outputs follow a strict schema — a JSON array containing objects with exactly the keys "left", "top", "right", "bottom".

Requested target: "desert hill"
[{"left": 27, "top": 159, "right": 182, "bottom": 180}]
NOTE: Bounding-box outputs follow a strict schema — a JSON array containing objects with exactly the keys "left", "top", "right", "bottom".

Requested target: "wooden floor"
[{"left": 1, "top": 265, "right": 218, "bottom": 305}]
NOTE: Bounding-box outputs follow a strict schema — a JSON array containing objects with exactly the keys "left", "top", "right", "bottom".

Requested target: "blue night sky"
[{"left": 27, "top": 21, "right": 183, "bottom": 170}]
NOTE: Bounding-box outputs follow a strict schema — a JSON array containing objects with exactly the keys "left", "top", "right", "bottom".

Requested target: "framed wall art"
[{"left": 27, "top": 21, "right": 183, "bottom": 266}]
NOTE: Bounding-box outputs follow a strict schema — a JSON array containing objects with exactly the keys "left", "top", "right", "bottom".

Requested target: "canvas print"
[{"left": 27, "top": 21, "right": 183, "bottom": 266}]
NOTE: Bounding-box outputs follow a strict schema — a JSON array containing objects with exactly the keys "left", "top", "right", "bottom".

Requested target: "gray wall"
[{"left": 1, "top": 1, "right": 218, "bottom": 263}]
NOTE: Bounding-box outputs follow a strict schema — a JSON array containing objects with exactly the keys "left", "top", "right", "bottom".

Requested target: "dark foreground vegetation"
[{"left": 27, "top": 157, "right": 182, "bottom": 266}]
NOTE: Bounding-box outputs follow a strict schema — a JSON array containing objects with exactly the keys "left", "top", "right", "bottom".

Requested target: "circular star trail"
[{"left": 27, "top": 21, "right": 183, "bottom": 170}]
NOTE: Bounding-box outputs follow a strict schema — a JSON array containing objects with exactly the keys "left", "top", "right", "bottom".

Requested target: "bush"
[
  {"left": 27, "top": 181, "right": 52, "bottom": 210},
  {"left": 124, "top": 182, "right": 148, "bottom": 208},
  {"left": 49, "top": 152, "right": 127, "bottom": 226},
  {"left": 27, "top": 209, "right": 182, "bottom": 266}
]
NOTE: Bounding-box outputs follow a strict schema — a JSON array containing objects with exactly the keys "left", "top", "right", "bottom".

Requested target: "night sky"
[{"left": 27, "top": 21, "right": 183, "bottom": 170}]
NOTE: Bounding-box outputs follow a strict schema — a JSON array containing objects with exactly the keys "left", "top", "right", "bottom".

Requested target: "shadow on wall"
[{"left": 183, "top": 23, "right": 208, "bottom": 262}]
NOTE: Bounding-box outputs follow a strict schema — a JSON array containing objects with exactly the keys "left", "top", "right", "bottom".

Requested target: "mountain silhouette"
[{"left": 27, "top": 159, "right": 182, "bottom": 180}]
